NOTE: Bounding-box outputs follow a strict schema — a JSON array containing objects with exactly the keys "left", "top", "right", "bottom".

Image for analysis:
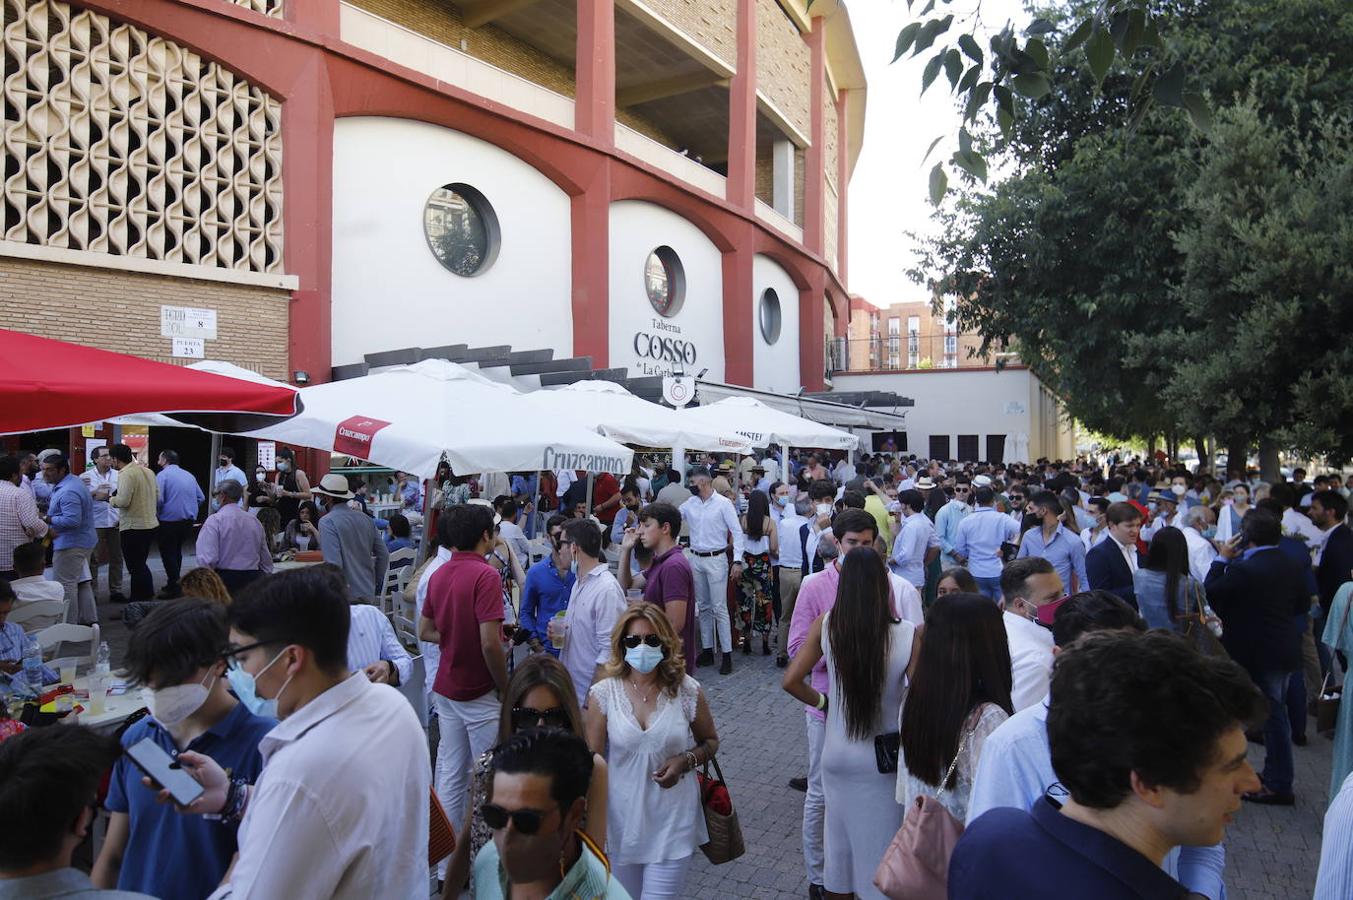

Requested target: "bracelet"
[
  {"left": 815, "top": 692, "right": 827, "bottom": 711},
  {"left": 213, "top": 778, "right": 249, "bottom": 824},
  {"left": 684, "top": 750, "right": 699, "bottom": 772}
]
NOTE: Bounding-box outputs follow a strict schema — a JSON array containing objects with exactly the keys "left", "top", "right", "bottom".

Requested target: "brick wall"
[
  {"left": 754, "top": 0, "right": 810, "bottom": 137},
  {"left": 823, "top": 76, "right": 838, "bottom": 194},
  {"left": 0, "top": 257, "right": 291, "bottom": 380},
  {"left": 647, "top": 0, "right": 737, "bottom": 67},
  {"left": 351, "top": 0, "right": 682, "bottom": 149},
  {"left": 755, "top": 152, "right": 774, "bottom": 205}
]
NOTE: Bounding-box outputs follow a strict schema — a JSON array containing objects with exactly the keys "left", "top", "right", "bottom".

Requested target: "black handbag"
[{"left": 874, "top": 732, "right": 900, "bottom": 774}]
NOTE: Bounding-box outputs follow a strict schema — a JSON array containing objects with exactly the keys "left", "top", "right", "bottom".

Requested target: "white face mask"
[
  {"left": 148, "top": 670, "right": 217, "bottom": 726},
  {"left": 815, "top": 503, "right": 832, "bottom": 517}
]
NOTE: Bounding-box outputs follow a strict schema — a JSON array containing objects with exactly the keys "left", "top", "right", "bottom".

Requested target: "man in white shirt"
[
  {"left": 81, "top": 445, "right": 123, "bottom": 602},
  {"left": 8, "top": 541, "right": 65, "bottom": 629},
  {"left": 1140, "top": 488, "right": 1185, "bottom": 542},
  {"left": 559, "top": 519, "right": 626, "bottom": 708},
  {"left": 999, "top": 556, "right": 1062, "bottom": 711},
  {"left": 1183, "top": 506, "right": 1220, "bottom": 584},
  {"left": 680, "top": 467, "right": 745, "bottom": 675},
  {"left": 170, "top": 566, "right": 429, "bottom": 900},
  {"left": 210, "top": 447, "right": 248, "bottom": 511},
  {"left": 496, "top": 498, "right": 532, "bottom": 566},
  {"left": 889, "top": 489, "right": 939, "bottom": 591}
]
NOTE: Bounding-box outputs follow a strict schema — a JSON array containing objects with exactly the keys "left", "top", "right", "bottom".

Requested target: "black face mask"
[{"left": 218, "top": 458, "right": 229, "bottom": 467}]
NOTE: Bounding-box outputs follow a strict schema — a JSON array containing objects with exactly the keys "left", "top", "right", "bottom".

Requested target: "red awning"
[{"left": 0, "top": 329, "right": 301, "bottom": 434}]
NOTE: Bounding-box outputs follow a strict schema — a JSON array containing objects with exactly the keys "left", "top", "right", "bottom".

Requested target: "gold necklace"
[{"left": 626, "top": 676, "right": 652, "bottom": 706}]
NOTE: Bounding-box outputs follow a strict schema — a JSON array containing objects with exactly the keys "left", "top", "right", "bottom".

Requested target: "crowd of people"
[{"left": 0, "top": 443, "right": 1351, "bottom": 899}]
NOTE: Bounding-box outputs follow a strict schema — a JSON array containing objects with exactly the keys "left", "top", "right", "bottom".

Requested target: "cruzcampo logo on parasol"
[{"left": 334, "top": 415, "right": 393, "bottom": 458}]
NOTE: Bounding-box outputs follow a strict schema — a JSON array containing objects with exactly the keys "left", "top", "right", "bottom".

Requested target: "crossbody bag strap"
[{"left": 935, "top": 708, "right": 981, "bottom": 801}]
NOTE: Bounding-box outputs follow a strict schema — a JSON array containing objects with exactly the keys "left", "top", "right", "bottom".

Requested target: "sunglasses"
[
  {"left": 621, "top": 634, "right": 662, "bottom": 649},
  {"left": 481, "top": 803, "right": 549, "bottom": 834},
  {"left": 511, "top": 705, "right": 571, "bottom": 730}
]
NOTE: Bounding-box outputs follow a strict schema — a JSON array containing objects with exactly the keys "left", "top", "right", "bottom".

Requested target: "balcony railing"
[{"left": 839, "top": 335, "right": 993, "bottom": 371}]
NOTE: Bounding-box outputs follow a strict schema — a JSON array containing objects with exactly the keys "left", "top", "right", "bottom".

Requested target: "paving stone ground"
[{"left": 93, "top": 554, "right": 1332, "bottom": 899}]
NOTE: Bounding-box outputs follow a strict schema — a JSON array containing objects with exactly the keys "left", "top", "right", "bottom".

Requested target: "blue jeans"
[
  {"left": 1253, "top": 669, "right": 1295, "bottom": 795},
  {"left": 974, "top": 575, "right": 1002, "bottom": 603}
]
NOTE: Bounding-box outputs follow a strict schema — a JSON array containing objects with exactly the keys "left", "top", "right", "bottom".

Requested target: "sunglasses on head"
[
  {"left": 621, "top": 634, "right": 662, "bottom": 649},
  {"left": 511, "top": 705, "right": 571, "bottom": 730},
  {"left": 481, "top": 803, "right": 549, "bottom": 834}
]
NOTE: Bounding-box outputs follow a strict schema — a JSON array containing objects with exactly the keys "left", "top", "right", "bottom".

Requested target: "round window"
[
  {"left": 644, "top": 246, "right": 685, "bottom": 317},
  {"left": 759, "top": 288, "right": 782, "bottom": 344},
  {"left": 423, "top": 183, "right": 500, "bottom": 277}
]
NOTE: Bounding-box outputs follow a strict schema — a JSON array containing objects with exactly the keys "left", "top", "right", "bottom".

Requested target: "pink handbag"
[{"left": 873, "top": 728, "right": 970, "bottom": 900}]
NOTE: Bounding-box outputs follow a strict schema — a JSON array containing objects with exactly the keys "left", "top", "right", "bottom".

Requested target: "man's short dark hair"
[
  {"left": 620, "top": 480, "right": 641, "bottom": 498},
  {"left": 1048, "top": 631, "right": 1266, "bottom": 809},
  {"left": 1240, "top": 507, "right": 1281, "bottom": 546},
  {"left": 1312, "top": 490, "right": 1348, "bottom": 521},
  {"left": 0, "top": 456, "right": 17, "bottom": 480},
  {"left": 563, "top": 518, "right": 603, "bottom": 559},
  {"left": 1051, "top": 590, "right": 1144, "bottom": 648},
  {"left": 897, "top": 489, "right": 924, "bottom": 513},
  {"left": 1268, "top": 482, "right": 1295, "bottom": 510},
  {"left": 545, "top": 513, "right": 570, "bottom": 535},
  {"left": 387, "top": 513, "right": 411, "bottom": 539},
  {"left": 492, "top": 728, "right": 595, "bottom": 813},
  {"left": 0, "top": 579, "right": 13, "bottom": 606},
  {"left": 124, "top": 598, "right": 228, "bottom": 688},
  {"left": 42, "top": 453, "right": 70, "bottom": 475},
  {"left": 638, "top": 502, "right": 681, "bottom": 539},
  {"left": 1106, "top": 501, "right": 1143, "bottom": 526},
  {"left": 1029, "top": 490, "right": 1061, "bottom": 514},
  {"left": 89, "top": 445, "right": 109, "bottom": 462},
  {"left": 445, "top": 503, "right": 496, "bottom": 551},
  {"left": 110, "top": 444, "right": 134, "bottom": 464},
  {"left": 841, "top": 490, "right": 866, "bottom": 510},
  {"left": 159, "top": 449, "right": 179, "bottom": 465},
  {"left": 229, "top": 566, "right": 351, "bottom": 672},
  {"left": 220, "top": 447, "right": 235, "bottom": 461},
  {"left": 0, "top": 725, "right": 121, "bottom": 870},
  {"left": 1000, "top": 555, "right": 1056, "bottom": 600},
  {"left": 499, "top": 498, "right": 519, "bottom": 520},
  {"left": 13, "top": 541, "right": 45, "bottom": 577},
  {"left": 807, "top": 479, "right": 837, "bottom": 502},
  {"left": 832, "top": 509, "right": 877, "bottom": 542},
  {"left": 973, "top": 486, "right": 995, "bottom": 506}
]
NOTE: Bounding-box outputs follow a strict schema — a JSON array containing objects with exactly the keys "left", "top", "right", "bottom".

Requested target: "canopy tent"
[
  {"left": 114, "top": 361, "right": 294, "bottom": 428},
  {"left": 526, "top": 381, "right": 753, "bottom": 453},
  {"left": 0, "top": 329, "right": 300, "bottom": 435},
  {"left": 236, "top": 359, "right": 633, "bottom": 479},
  {"left": 674, "top": 396, "right": 859, "bottom": 451}
]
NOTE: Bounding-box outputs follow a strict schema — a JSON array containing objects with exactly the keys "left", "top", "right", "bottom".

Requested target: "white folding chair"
[
  {"left": 396, "top": 655, "right": 428, "bottom": 730},
  {"left": 35, "top": 622, "right": 100, "bottom": 669},
  {"left": 9, "top": 599, "right": 69, "bottom": 633},
  {"left": 379, "top": 547, "right": 416, "bottom": 616}
]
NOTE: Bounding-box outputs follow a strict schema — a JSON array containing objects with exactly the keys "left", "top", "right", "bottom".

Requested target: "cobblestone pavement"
[{"left": 93, "top": 558, "right": 1332, "bottom": 899}]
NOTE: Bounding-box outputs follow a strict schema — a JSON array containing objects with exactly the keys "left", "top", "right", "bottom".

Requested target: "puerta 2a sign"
[
  {"left": 334, "top": 415, "right": 392, "bottom": 459},
  {"left": 632, "top": 317, "right": 697, "bottom": 376}
]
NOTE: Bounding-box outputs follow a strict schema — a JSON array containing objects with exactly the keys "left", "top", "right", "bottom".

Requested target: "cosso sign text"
[{"left": 632, "top": 332, "right": 697, "bottom": 365}]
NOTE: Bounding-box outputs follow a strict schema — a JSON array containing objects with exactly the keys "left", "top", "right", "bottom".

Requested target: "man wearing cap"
[
  {"left": 680, "top": 466, "right": 745, "bottom": 675},
  {"left": 1141, "top": 484, "right": 1185, "bottom": 542},
  {"left": 315, "top": 474, "right": 388, "bottom": 602}
]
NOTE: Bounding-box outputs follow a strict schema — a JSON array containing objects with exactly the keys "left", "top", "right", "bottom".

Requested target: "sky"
[{"left": 845, "top": 0, "right": 1028, "bottom": 308}]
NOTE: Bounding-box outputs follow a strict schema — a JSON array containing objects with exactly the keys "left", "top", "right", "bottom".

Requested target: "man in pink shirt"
[
  {"left": 786, "top": 508, "right": 922, "bottom": 899},
  {"left": 419, "top": 503, "right": 509, "bottom": 861}
]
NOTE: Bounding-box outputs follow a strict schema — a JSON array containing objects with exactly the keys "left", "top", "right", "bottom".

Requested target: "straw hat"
[{"left": 311, "top": 473, "right": 355, "bottom": 501}]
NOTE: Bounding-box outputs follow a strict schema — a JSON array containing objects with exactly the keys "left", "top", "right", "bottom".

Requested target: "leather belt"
[{"left": 688, "top": 549, "right": 725, "bottom": 557}]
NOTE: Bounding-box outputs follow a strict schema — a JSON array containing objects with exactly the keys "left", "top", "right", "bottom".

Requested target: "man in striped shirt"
[{"left": 0, "top": 456, "right": 46, "bottom": 581}]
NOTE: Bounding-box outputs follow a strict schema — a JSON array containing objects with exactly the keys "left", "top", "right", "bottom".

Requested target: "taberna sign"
[{"left": 631, "top": 318, "right": 697, "bottom": 376}]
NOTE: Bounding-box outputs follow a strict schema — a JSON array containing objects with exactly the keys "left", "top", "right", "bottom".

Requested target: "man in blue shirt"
[
  {"left": 954, "top": 486, "right": 1019, "bottom": 601},
  {"left": 888, "top": 489, "right": 937, "bottom": 590},
  {"left": 953, "top": 630, "right": 1265, "bottom": 900},
  {"left": 1017, "top": 490, "right": 1089, "bottom": 594},
  {"left": 155, "top": 450, "right": 204, "bottom": 599},
  {"left": 519, "top": 514, "right": 576, "bottom": 656},
  {"left": 43, "top": 453, "right": 99, "bottom": 625},
  {"left": 933, "top": 478, "right": 971, "bottom": 567},
  {"left": 93, "top": 599, "right": 274, "bottom": 899}
]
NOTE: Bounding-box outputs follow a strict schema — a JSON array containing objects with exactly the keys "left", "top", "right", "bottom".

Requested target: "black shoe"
[
  {"left": 1242, "top": 788, "right": 1295, "bottom": 806},
  {"left": 776, "top": 654, "right": 789, "bottom": 668},
  {"left": 696, "top": 648, "right": 714, "bottom": 667},
  {"left": 789, "top": 776, "right": 808, "bottom": 793},
  {"left": 109, "top": 591, "right": 128, "bottom": 604},
  {"left": 808, "top": 885, "right": 825, "bottom": 900},
  {"left": 1293, "top": 733, "right": 1308, "bottom": 747},
  {"left": 719, "top": 652, "right": 732, "bottom": 675},
  {"left": 157, "top": 586, "right": 182, "bottom": 600},
  {"left": 762, "top": 637, "right": 772, "bottom": 656},
  {"left": 741, "top": 635, "right": 751, "bottom": 655}
]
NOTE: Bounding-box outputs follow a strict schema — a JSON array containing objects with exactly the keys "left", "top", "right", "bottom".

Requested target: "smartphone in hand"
[{"left": 125, "top": 737, "right": 205, "bottom": 807}]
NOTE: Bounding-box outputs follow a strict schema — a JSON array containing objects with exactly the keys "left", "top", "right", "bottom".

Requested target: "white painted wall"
[
  {"left": 608, "top": 200, "right": 725, "bottom": 382},
  {"left": 751, "top": 255, "right": 800, "bottom": 393},
  {"left": 833, "top": 367, "right": 1070, "bottom": 462},
  {"left": 331, "top": 117, "right": 573, "bottom": 366}
]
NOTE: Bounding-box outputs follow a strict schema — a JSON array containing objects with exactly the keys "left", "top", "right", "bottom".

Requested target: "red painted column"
[
  {"left": 803, "top": 21, "right": 826, "bottom": 256},
  {"left": 571, "top": 159, "right": 611, "bottom": 365},
  {"left": 799, "top": 268, "right": 826, "bottom": 391},
  {"left": 836, "top": 89, "right": 849, "bottom": 289},
  {"left": 726, "top": 0, "right": 757, "bottom": 210},
  {"left": 721, "top": 221, "right": 756, "bottom": 386},
  {"left": 576, "top": 0, "right": 616, "bottom": 148}
]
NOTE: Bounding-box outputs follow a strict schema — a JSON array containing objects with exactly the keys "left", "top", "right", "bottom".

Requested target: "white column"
[{"left": 772, "top": 139, "right": 795, "bottom": 218}]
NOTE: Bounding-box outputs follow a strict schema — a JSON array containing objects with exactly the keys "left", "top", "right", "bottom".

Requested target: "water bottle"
[
  {"left": 95, "top": 641, "right": 111, "bottom": 676},
  {"left": 21, "top": 635, "right": 43, "bottom": 694}
]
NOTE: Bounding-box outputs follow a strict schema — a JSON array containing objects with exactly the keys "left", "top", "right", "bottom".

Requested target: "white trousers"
[
  {"left": 613, "top": 855, "right": 692, "bottom": 900},
  {"left": 688, "top": 553, "right": 732, "bottom": 653},
  {"left": 803, "top": 709, "right": 826, "bottom": 886},
  {"left": 433, "top": 690, "right": 499, "bottom": 873},
  {"left": 52, "top": 546, "right": 97, "bottom": 625}
]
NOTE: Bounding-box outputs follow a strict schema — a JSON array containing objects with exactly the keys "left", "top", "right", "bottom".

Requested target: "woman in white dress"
[
  {"left": 782, "top": 547, "right": 920, "bottom": 900},
  {"left": 585, "top": 602, "right": 720, "bottom": 900},
  {"left": 896, "top": 592, "right": 1013, "bottom": 826}
]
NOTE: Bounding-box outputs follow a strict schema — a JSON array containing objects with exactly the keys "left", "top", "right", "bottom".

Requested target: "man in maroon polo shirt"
[{"left": 636, "top": 501, "right": 699, "bottom": 670}]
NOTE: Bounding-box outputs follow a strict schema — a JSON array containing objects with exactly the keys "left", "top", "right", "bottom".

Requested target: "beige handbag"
[{"left": 697, "top": 755, "right": 745, "bottom": 864}]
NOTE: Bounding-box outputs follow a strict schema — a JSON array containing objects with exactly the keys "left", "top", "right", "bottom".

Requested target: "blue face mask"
[
  {"left": 227, "top": 648, "right": 291, "bottom": 719},
  {"left": 776, "top": 495, "right": 790, "bottom": 507},
  {"left": 624, "top": 644, "right": 665, "bottom": 674},
  {"left": 1202, "top": 526, "right": 1218, "bottom": 540}
]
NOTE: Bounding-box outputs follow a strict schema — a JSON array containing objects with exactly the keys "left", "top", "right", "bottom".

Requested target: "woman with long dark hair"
[
  {"left": 783, "top": 547, "right": 919, "bottom": 900},
  {"left": 897, "top": 593, "right": 1012, "bottom": 826},
  {"left": 1134, "top": 526, "right": 1202, "bottom": 631},
  {"left": 739, "top": 490, "right": 779, "bottom": 656}
]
